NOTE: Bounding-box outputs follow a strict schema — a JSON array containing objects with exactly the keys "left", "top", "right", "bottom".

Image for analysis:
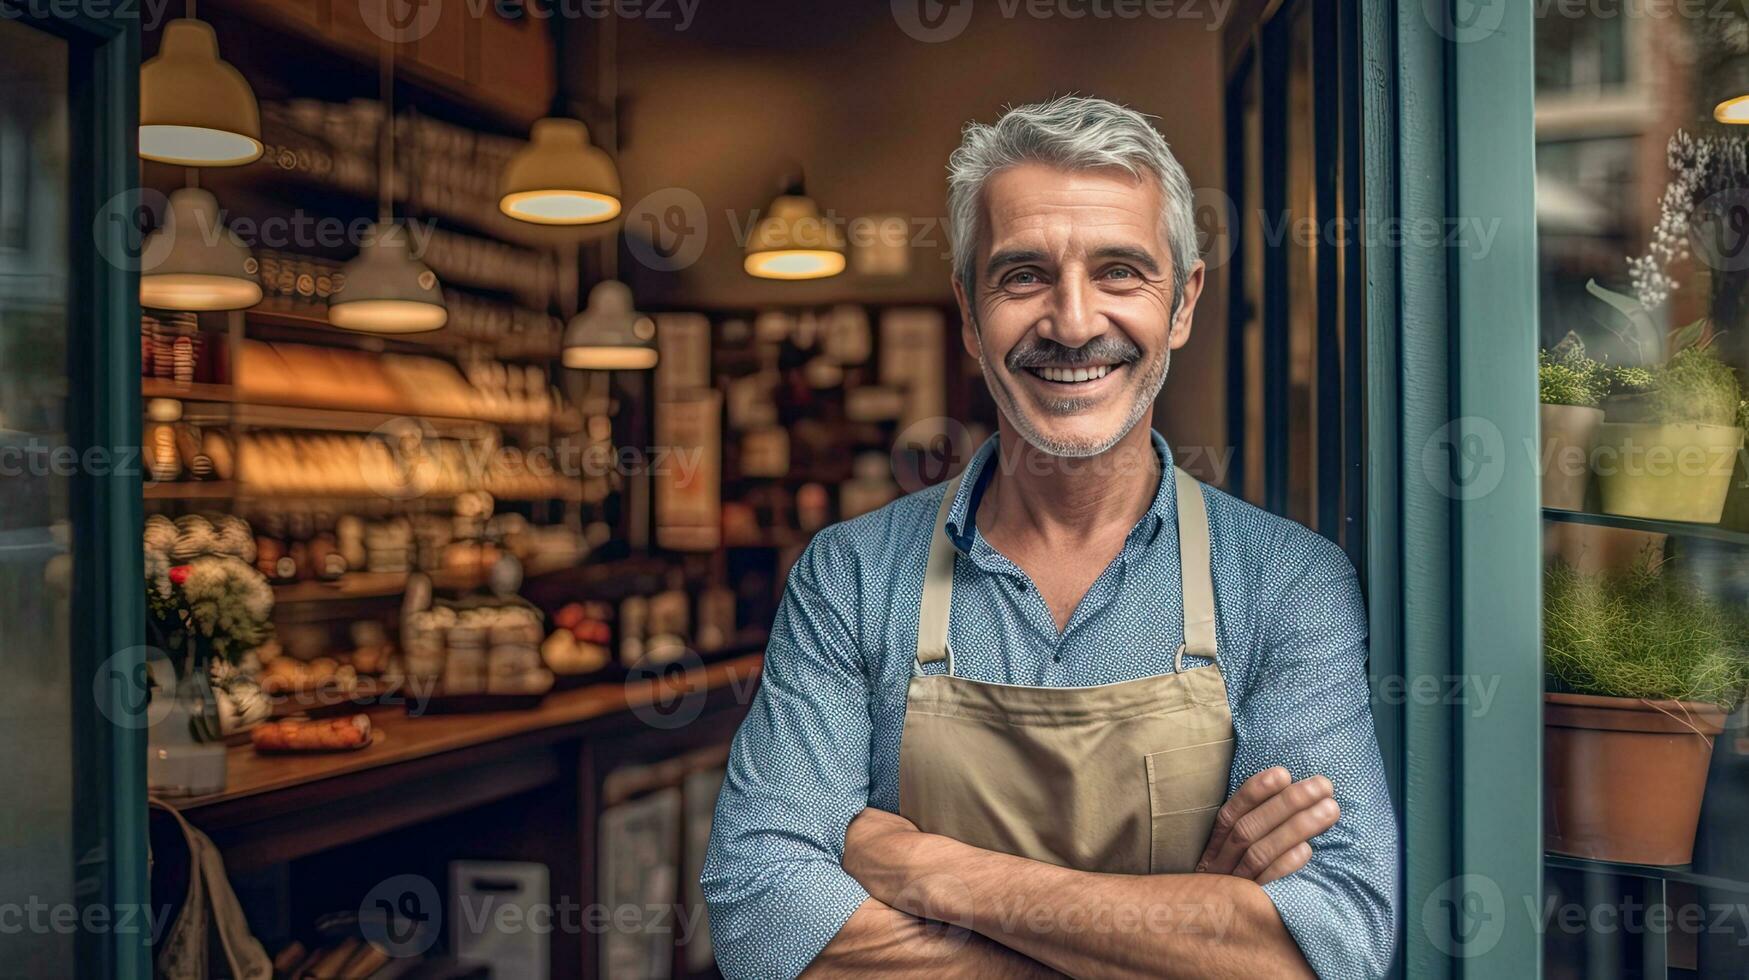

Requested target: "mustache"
[{"left": 1005, "top": 336, "right": 1143, "bottom": 371}]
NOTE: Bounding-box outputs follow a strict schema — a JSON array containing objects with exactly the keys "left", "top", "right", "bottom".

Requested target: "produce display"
[{"left": 542, "top": 601, "right": 615, "bottom": 676}]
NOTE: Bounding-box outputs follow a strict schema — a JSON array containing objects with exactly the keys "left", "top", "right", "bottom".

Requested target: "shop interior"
[
  {"left": 120, "top": 3, "right": 1236, "bottom": 978},
  {"left": 10, "top": 0, "right": 1749, "bottom": 977}
]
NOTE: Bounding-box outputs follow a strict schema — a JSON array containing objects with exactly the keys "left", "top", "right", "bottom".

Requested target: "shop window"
[{"left": 1533, "top": 4, "right": 1749, "bottom": 976}]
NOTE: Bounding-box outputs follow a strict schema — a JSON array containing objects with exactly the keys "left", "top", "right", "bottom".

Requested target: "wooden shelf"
[
  {"left": 1546, "top": 852, "right": 1749, "bottom": 894},
  {"left": 143, "top": 376, "right": 550, "bottom": 434},
  {"left": 144, "top": 484, "right": 578, "bottom": 503},
  {"left": 274, "top": 553, "right": 584, "bottom": 603},
  {"left": 142, "top": 379, "right": 237, "bottom": 402},
  {"left": 1541, "top": 507, "right": 1749, "bottom": 547},
  {"left": 144, "top": 481, "right": 239, "bottom": 500},
  {"left": 244, "top": 308, "right": 560, "bottom": 364},
  {"left": 177, "top": 653, "right": 761, "bottom": 813}
]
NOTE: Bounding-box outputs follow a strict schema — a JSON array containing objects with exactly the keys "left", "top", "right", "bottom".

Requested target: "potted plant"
[
  {"left": 1544, "top": 556, "right": 1749, "bottom": 865},
  {"left": 1592, "top": 342, "right": 1747, "bottom": 524},
  {"left": 1539, "top": 334, "right": 1608, "bottom": 510},
  {"left": 143, "top": 514, "right": 276, "bottom": 795}
]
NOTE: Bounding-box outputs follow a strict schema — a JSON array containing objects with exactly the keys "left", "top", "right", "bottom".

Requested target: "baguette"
[{"left": 251, "top": 715, "right": 372, "bottom": 753}]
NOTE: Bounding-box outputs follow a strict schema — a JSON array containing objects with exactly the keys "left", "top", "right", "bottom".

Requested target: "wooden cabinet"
[{"left": 221, "top": 0, "right": 555, "bottom": 126}]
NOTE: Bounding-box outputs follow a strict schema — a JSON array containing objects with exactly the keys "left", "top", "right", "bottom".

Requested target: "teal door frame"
[
  {"left": 8, "top": 3, "right": 150, "bottom": 977},
  {"left": 1361, "top": 0, "right": 1544, "bottom": 976}
]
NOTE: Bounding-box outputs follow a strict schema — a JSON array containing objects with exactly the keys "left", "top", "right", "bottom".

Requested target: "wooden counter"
[{"left": 169, "top": 654, "right": 763, "bottom": 871}]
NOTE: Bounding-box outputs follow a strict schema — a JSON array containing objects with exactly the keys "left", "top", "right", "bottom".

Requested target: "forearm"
[
  {"left": 906, "top": 836, "right": 1313, "bottom": 980},
  {"left": 805, "top": 897, "right": 1065, "bottom": 979}
]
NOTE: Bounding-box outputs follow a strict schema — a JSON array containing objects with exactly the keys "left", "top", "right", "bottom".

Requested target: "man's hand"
[{"left": 1196, "top": 766, "right": 1339, "bottom": 884}]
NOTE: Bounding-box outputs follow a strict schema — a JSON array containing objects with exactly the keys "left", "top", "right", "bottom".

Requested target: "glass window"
[
  {"left": 0, "top": 16, "right": 74, "bottom": 974},
  {"left": 1534, "top": 4, "right": 1749, "bottom": 975}
]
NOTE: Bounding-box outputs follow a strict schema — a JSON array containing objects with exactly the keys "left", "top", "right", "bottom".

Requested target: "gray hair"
[{"left": 947, "top": 95, "right": 1199, "bottom": 312}]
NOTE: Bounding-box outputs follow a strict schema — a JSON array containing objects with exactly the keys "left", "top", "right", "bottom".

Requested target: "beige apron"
[{"left": 898, "top": 467, "right": 1235, "bottom": 875}]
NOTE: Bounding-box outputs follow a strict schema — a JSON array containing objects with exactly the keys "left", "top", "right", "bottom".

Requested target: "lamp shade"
[
  {"left": 563, "top": 281, "right": 657, "bottom": 370},
  {"left": 500, "top": 118, "right": 622, "bottom": 225},
  {"left": 1715, "top": 58, "right": 1749, "bottom": 123},
  {"left": 744, "top": 192, "right": 846, "bottom": 280},
  {"left": 139, "top": 188, "right": 263, "bottom": 311},
  {"left": 328, "top": 223, "right": 447, "bottom": 333},
  {"left": 139, "top": 19, "right": 263, "bottom": 166}
]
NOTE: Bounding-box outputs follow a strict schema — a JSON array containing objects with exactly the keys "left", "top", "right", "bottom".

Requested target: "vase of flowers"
[
  {"left": 1543, "top": 556, "right": 1749, "bottom": 865},
  {"left": 1616, "top": 131, "right": 1749, "bottom": 527},
  {"left": 143, "top": 514, "right": 276, "bottom": 794}
]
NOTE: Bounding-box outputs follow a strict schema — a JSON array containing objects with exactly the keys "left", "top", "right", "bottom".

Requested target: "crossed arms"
[
  {"left": 699, "top": 534, "right": 1399, "bottom": 980},
  {"left": 809, "top": 768, "right": 1339, "bottom": 978}
]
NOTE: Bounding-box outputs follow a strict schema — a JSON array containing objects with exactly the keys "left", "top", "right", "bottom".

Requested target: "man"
[{"left": 701, "top": 96, "right": 1398, "bottom": 979}]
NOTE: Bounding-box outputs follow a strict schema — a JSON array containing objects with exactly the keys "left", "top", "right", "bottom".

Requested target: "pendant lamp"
[
  {"left": 139, "top": 187, "right": 263, "bottom": 311},
  {"left": 1715, "top": 58, "right": 1749, "bottom": 124},
  {"left": 328, "top": 41, "right": 446, "bottom": 333},
  {"left": 745, "top": 179, "right": 846, "bottom": 280},
  {"left": 139, "top": 19, "right": 263, "bottom": 166},
  {"left": 500, "top": 118, "right": 622, "bottom": 225},
  {"left": 328, "top": 224, "right": 447, "bottom": 333},
  {"left": 563, "top": 281, "right": 657, "bottom": 370}
]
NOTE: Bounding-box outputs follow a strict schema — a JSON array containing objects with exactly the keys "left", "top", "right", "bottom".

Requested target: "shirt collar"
[{"left": 942, "top": 428, "right": 1179, "bottom": 553}]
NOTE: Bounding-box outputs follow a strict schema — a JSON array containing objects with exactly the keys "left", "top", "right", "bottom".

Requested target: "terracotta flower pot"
[
  {"left": 1592, "top": 422, "right": 1744, "bottom": 524},
  {"left": 1544, "top": 692, "right": 1725, "bottom": 865},
  {"left": 1541, "top": 523, "right": 1666, "bottom": 577},
  {"left": 1540, "top": 404, "right": 1604, "bottom": 510}
]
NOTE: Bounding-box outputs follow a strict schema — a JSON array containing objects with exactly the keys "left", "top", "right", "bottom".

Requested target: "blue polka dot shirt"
[{"left": 701, "top": 430, "right": 1400, "bottom": 979}]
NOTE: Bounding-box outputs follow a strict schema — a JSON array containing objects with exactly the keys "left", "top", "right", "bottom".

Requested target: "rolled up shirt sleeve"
[
  {"left": 1238, "top": 538, "right": 1400, "bottom": 980},
  {"left": 701, "top": 532, "right": 876, "bottom": 979}
]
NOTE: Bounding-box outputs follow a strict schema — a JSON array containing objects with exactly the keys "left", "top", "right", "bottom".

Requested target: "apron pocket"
[{"left": 1144, "top": 738, "right": 1235, "bottom": 874}]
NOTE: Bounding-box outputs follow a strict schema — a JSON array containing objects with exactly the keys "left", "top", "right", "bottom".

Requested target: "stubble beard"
[{"left": 979, "top": 340, "right": 1171, "bottom": 460}]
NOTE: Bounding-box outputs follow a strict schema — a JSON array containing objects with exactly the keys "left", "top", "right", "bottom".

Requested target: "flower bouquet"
[{"left": 144, "top": 514, "right": 276, "bottom": 744}]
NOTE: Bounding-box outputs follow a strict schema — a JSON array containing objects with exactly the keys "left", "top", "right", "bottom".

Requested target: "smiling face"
[{"left": 954, "top": 162, "right": 1203, "bottom": 459}]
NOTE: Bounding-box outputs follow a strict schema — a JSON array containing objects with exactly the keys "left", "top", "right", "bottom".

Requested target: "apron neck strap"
[
  {"left": 1174, "top": 466, "right": 1218, "bottom": 661},
  {"left": 913, "top": 464, "right": 1219, "bottom": 671},
  {"left": 916, "top": 473, "right": 963, "bottom": 667}
]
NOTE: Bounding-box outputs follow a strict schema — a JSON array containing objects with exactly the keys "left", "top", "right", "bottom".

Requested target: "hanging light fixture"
[
  {"left": 328, "top": 39, "right": 446, "bottom": 333},
  {"left": 745, "top": 178, "right": 846, "bottom": 280},
  {"left": 1714, "top": 59, "right": 1749, "bottom": 123},
  {"left": 139, "top": 187, "right": 262, "bottom": 311},
  {"left": 500, "top": 118, "right": 622, "bottom": 225},
  {"left": 563, "top": 281, "right": 657, "bottom": 370},
  {"left": 139, "top": 18, "right": 263, "bottom": 166},
  {"left": 328, "top": 225, "right": 447, "bottom": 332}
]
